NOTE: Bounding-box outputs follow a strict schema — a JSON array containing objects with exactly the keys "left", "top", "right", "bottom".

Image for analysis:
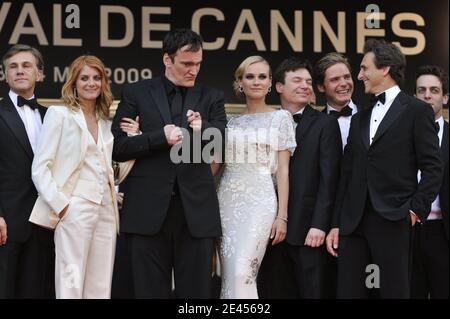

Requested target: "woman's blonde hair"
[
  {"left": 233, "top": 55, "right": 272, "bottom": 98},
  {"left": 61, "top": 55, "right": 113, "bottom": 119}
]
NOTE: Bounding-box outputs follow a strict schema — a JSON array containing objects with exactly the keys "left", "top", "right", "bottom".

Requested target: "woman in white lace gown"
[{"left": 216, "top": 56, "right": 296, "bottom": 299}]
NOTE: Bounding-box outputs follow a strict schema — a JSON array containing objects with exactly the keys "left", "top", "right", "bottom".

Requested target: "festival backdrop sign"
[{"left": 0, "top": 0, "right": 448, "bottom": 107}]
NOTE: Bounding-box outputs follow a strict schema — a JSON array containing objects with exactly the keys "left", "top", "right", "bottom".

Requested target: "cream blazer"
[{"left": 29, "top": 105, "right": 119, "bottom": 231}]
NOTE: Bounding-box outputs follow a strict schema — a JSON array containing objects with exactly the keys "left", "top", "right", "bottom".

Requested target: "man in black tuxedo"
[
  {"left": 411, "top": 65, "right": 449, "bottom": 299},
  {"left": 111, "top": 29, "right": 226, "bottom": 298},
  {"left": 334, "top": 39, "right": 443, "bottom": 298},
  {"left": 258, "top": 57, "right": 342, "bottom": 298},
  {"left": 0, "top": 44, "right": 54, "bottom": 298},
  {"left": 313, "top": 52, "right": 360, "bottom": 298}
]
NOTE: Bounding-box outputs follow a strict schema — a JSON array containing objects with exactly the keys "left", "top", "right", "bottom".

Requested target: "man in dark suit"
[
  {"left": 0, "top": 44, "right": 54, "bottom": 298},
  {"left": 411, "top": 65, "right": 449, "bottom": 299},
  {"left": 334, "top": 39, "right": 443, "bottom": 298},
  {"left": 111, "top": 29, "right": 226, "bottom": 298},
  {"left": 313, "top": 52, "right": 360, "bottom": 298},
  {"left": 258, "top": 57, "right": 342, "bottom": 298}
]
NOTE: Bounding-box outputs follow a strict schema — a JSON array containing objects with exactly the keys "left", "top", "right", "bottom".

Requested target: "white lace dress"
[{"left": 217, "top": 110, "right": 296, "bottom": 299}]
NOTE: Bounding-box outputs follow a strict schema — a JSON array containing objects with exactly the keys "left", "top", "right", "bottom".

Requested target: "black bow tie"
[
  {"left": 17, "top": 96, "right": 39, "bottom": 110},
  {"left": 329, "top": 105, "right": 353, "bottom": 118},
  {"left": 370, "top": 92, "right": 386, "bottom": 107},
  {"left": 293, "top": 113, "right": 303, "bottom": 123},
  {"left": 435, "top": 122, "right": 440, "bottom": 133}
]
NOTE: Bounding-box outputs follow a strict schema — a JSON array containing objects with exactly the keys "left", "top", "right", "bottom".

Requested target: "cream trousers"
[{"left": 54, "top": 193, "right": 116, "bottom": 299}]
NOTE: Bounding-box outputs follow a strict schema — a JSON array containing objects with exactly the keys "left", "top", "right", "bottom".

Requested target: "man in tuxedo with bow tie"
[
  {"left": 0, "top": 44, "right": 54, "bottom": 298},
  {"left": 258, "top": 57, "right": 342, "bottom": 298},
  {"left": 314, "top": 53, "right": 360, "bottom": 151},
  {"left": 334, "top": 39, "right": 443, "bottom": 298},
  {"left": 411, "top": 65, "right": 449, "bottom": 299},
  {"left": 111, "top": 29, "right": 226, "bottom": 298},
  {"left": 313, "top": 52, "right": 360, "bottom": 298}
]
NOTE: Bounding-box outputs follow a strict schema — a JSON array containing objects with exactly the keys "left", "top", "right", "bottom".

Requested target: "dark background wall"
[{"left": 0, "top": 0, "right": 448, "bottom": 109}]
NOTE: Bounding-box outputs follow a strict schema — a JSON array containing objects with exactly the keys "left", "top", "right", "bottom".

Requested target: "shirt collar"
[
  {"left": 378, "top": 85, "right": 401, "bottom": 105},
  {"left": 294, "top": 106, "right": 306, "bottom": 116},
  {"left": 162, "top": 75, "right": 187, "bottom": 96},
  {"left": 326, "top": 99, "right": 356, "bottom": 113}
]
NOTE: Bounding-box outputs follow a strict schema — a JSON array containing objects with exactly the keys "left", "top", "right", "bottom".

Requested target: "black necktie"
[
  {"left": 171, "top": 87, "right": 182, "bottom": 126},
  {"left": 435, "top": 122, "right": 440, "bottom": 133},
  {"left": 329, "top": 105, "right": 353, "bottom": 118},
  {"left": 293, "top": 113, "right": 302, "bottom": 123},
  {"left": 370, "top": 92, "right": 386, "bottom": 107},
  {"left": 17, "top": 95, "right": 39, "bottom": 110}
]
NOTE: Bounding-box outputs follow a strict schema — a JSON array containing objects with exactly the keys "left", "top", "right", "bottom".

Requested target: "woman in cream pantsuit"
[{"left": 30, "top": 55, "right": 138, "bottom": 299}]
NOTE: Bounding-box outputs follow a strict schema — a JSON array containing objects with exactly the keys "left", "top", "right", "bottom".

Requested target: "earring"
[
  {"left": 73, "top": 87, "right": 78, "bottom": 98},
  {"left": 268, "top": 87, "right": 272, "bottom": 93},
  {"left": 239, "top": 86, "right": 244, "bottom": 93}
]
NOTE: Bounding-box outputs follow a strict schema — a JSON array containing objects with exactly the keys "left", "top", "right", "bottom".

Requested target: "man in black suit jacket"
[
  {"left": 258, "top": 57, "right": 342, "bottom": 299},
  {"left": 111, "top": 29, "right": 226, "bottom": 298},
  {"left": 411, "top": 65, "right": 449, "bottom": 299},
  {"left": 334, "top": 39, "right": 443, "bottom": 298},
  {"left": 314, "top": 52, "right": 360, "bottom": 298},
  {"left": 0, "top": 45, "right": 54, "bottom": 298}
]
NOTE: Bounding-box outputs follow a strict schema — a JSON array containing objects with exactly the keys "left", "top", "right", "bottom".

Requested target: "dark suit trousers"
[
  {"left": 337, "top": 201, "right": 411, "bottom": 298},
  {"left": 411, "top": 220, "right": 449, "bottom": 299},
  {"left": 287, "top": 244, "right": 328, "bottom": 299},
  {"left": 257, "top": 241, "right": 298, "bottom": 299},
  {"left": 127, "top": 193, "right": 215, "bottom": 298},
  {"left": 0, "top": 225, "right": 55, "bottom": 299},
  {"left": 111, "top": 232, "right": 134, "bottom": 299}
]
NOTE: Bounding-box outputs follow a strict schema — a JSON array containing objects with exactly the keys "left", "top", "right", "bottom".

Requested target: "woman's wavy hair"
[{"left": 61, "top": 55, "right": 112, "bottom": 119}]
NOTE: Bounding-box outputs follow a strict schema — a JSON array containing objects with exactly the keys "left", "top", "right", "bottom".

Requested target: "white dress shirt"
[
  {"left": 369, "top": 85, "right": 401, "bottom": 145},
  {"left": 9, "top": 90, "right": 43, "bottom": 153},
  {"left": 326, "top": 100, "right": 358, "bottom": 150}
]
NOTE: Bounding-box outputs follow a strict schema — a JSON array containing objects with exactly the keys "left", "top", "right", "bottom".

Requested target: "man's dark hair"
[
  {"left": 274, "top": 56, "right": 312, "bottom": 84},
  {"left": 2, "top": 44, "right": 44, "bottom": 72},
  {"left": 363, "top": 39, "right": 406, "bottom": 86},
  {"left": 414, "top": 65, "right": 449, "bottom": 95},
  {"left": 163, "top": 29, "right": 203, "bottom": 61}
]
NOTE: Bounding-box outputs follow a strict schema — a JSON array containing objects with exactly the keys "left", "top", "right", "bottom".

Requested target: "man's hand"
[
  {"left": 187, "top": 110, "right": 202, "bottom": 132},
  {"left": 304, "top": 227, "right": 326, "bottom": 247},
  {"left": 410, "top": 212, "right": 418, "bottom": 226},
  {"left": 120, "top": 116, "right": 140, "bottom": 136},
  {"left": 164, "top": 124, "right": 183, "bottom": 145},
  {"left": 326, "top": 228, "right": 339, "bottom": 257},
  {"left": 0, "top": 217, "right": 8, "bottom": 246}
]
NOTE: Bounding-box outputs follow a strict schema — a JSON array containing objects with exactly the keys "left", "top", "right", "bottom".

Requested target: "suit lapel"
[
  {"left": 296, "top": 105, "right": 318, "bottom": 143},
  {"left": 72, "top": 108, "right": 89, "bottom": 162},
  {"left": 182, "top": 85, "right": 201, "bottom": 128},
  {"left": 442, "top": 122, "right": 449, "bottom": 164},
  {"left": 360, "top": 107, "right": 371, "bottom": 150},
  {"left": 0, "top": 96, "right": 34, "bottom": 159},
  {"left": 98, "top": 119, "right": 114, "bottom": 172},
  {"left": 371, "top": 91, "right": 407, "bottom": 148},
  {"left": 149, "top": 77, "right": 171, "bottom": 125}
]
